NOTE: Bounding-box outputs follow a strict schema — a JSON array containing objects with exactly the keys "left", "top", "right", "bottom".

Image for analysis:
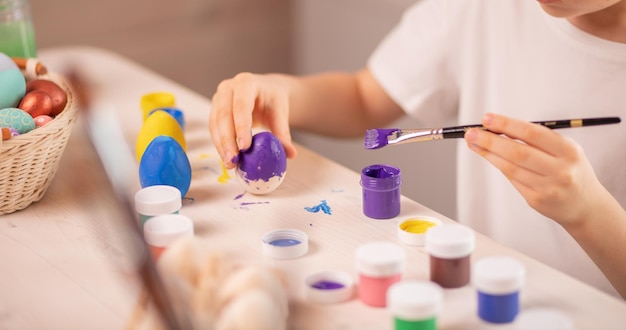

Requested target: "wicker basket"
[{"left": 0, "top": 72, "right": 78, "bottom": 215}]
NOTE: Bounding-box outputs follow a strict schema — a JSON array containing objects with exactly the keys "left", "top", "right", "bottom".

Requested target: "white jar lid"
[
  {"left": 425, "top": 224, "right": 475, "bottom": 258},
  {"left": 397, "top": 216, "right": 442, "bottom": 247},
  {"left": 143, "top": 214, "right": 194, "bottom": 247},
  {"left": 304, "top": 270, "right": 354, "bottom": 304},
  {"left": 355, "top": 241, "right": 405, "bottom": 277},
  {"left": 387, "top": 280, "right": 443, "bottom": 320},
  {"left": 262, "top": 229, "right": 308, "bottom": 259},
  {"left": 134, "top": 185, "right": 182, "bottom": 216},
  {"left": 473, "top": 256, "right": 525, "bottom": 294},
  {"left": 516, "top": 308, "right": 573, "bottom": 330}
]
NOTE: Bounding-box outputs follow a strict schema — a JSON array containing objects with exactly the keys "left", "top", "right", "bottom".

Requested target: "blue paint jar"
[
  {"left": 473, "top": 256, "right": 525, "bottom": 324},
  {"left": 361, "top": 164, "right": 402, "bottom": 219}
]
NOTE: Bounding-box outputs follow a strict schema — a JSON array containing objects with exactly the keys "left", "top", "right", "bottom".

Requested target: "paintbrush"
[{"left": 364, "top": 117, "right": 621, "bottom": 150}]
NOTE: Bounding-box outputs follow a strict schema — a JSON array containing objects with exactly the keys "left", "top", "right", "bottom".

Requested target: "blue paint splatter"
[
  {"left": 305, "top": 200, "right": 332, "bottom": 215},
  {"left": 234, "top": 192, "right": 246, "bottom": 200}
]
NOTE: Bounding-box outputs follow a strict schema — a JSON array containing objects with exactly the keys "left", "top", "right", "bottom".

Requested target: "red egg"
[
  {"left": 18, "top": 90, "right": 53, "bottom": 117},
  {"left": 25, "top": 79, "right": 67, "bottom": 116}
]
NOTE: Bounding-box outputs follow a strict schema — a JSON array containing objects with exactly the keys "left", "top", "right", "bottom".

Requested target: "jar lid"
[
  {"left": 143, "top": 214, "right": 194, "bottom": 247},
  {"left": 304, "top": 270, "right": 354, "bottom": 304},
  {"left": 355, "top": 241, "right": 405, "bottom": 277},
  {"left": 134, "top": 185, "right": 182, "bottom": 216},
  {"left": 397, "top": 216, "right": 442, "bottom": 246},
  {"left": 473, "top": 256, "right": 525, "bottom": 294},
  {"left": 425, "top": 224, "right": 475, "bottom": 258},
  {"left": 516, "top": 308, "right": 573, "bottom": 330},
  {"left": 387, "top": 280, "right": 443, "bottom": 320},
  {"left": 262, "top": 229, "right": 308, "bottom": 259}
]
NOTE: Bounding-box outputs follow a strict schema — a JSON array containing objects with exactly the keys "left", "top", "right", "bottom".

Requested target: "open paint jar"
[
  {"left": 355, "top": 241, "right": 406, "bottom": 307},
  {"left": 397, "top": 216, "right": 442, "bottom": 246},
  {"left": 262, "top": 229, "right": 308, "bottom": 259},
  {"left": 361, "top": 164, "right": 402, "bottom": 219},
  {"left": 304, "top": 270, "right": 354, "bottom": 304}
]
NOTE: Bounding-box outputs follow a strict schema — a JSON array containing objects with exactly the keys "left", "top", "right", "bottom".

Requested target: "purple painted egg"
[{"left": 236, "top": 131, "right": 287, "bottom": 194}]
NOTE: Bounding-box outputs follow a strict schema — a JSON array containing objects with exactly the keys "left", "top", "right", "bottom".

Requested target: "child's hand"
[
  {"left": 464, "top": 112, "right": 605, "bottom": 227},
  {"left": 209, "top": 73, "right": 298, "bottom": 169}
]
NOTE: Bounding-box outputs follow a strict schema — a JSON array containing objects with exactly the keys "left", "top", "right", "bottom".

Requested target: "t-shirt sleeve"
[{"left": 368, "top": 0, "right": 459, "bottom": 126}]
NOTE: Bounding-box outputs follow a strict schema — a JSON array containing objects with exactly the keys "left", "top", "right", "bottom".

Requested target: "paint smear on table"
[
  {"left": 305, "top": 200, "right": 332, "bottom": 215},
  {"left": 218, "top": 161, "right": 231, "bottom": 183}
]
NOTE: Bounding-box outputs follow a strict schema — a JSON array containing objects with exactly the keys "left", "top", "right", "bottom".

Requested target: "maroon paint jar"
[{"left": 424, "top": 224, "right": 475, "bottom": 288}]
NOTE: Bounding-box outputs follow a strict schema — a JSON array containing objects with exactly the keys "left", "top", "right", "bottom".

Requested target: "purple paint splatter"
[{"left": 305, "top": 200, "right": 332, "bottom": 215}]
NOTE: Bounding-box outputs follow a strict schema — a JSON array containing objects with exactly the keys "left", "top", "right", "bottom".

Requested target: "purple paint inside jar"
[
  {"left": 311, "top": 280, "right": 345, "bottom": 290},
  {"left": 361, "top": 164, "right": 402, "bottom": 219},
  {"left": 237, "top": 132, "right": 287, "bottom": 181},
  {"left": 269, "top": 238, "right": 301, "bottom": 246}
]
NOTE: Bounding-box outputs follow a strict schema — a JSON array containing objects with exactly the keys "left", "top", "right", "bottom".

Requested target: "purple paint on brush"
[
  {"left": 364, "top": 128, "right": 399, "bottom": 149},
  {"left": 237, "top": 132, "right": 287, "bottom": 181}
]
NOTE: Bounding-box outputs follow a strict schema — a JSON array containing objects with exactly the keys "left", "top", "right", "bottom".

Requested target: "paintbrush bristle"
[{"left": 364, "top": 128, "right": 399, "bottom": 150}]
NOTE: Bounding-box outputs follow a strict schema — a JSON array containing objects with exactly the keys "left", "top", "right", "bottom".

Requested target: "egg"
[
  {"left": 236, "top": 132, "right": 287, "bottom": 195},
  {"left": 34, "top": 115, "right": 53, "bottom": 127},
  {"left": 18, "top": 90, "right": 53, "bottom": 117},
  {"left": 136, "top": 110, "right": 186, "bottom": 162},
  {"left": 0, "top": 107, "right": 36, "bottom": 134},
  {"left": 25, "top": 79, "right": 67, "bottom": 116},
  {"left": 138, "top": 135, "right": 191, "bottom": 197},
  {"left": 0, "top": 53, "right": 26, "bottom": 109}
]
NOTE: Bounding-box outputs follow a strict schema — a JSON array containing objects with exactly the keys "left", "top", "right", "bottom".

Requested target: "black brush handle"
[{"left": 442, "top": 117, "right": 621, "bottom": 139}]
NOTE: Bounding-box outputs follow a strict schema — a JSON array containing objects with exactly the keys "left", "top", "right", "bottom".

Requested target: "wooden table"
[{"left": 1, "top": 46, "right": 625, "bottom": 329}]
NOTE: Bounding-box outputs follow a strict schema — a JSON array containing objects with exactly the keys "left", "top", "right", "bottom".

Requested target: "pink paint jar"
[
  {"left": 355, "top": 241, "right": 406, "bottom": 307},
  {"left": 143, "top": 214, "right": 194, "bottom": 259}
]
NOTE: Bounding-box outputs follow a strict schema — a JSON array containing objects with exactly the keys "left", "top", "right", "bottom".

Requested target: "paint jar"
[
  {"left": 140, "top": 91, "right": 176, "bottom": 121},
  {"left": 473, "top": 256, "right": 525, "bottom": 324},
  {"left": 262, "top": 229, "right": 308, "bottom": 259},
  {"left": 387, "top": 280, "right": 443, "bottom": 330},
  {"left": 361, "top": 164, "right": 402, "bottom": 219},
  {"left": 516, "top": 308, "right": 573, "bottom": 330},
  {"left": 143, "top": 214, "right": 194, "bottom": 260},
  {"left": 134, "top": 185, "right": 182, "bottom": 226},
  {"left": 304, "top": 270, "right": 354, "bottom": 304},
  {"left": 424, "top": 224, "right": 475, "bottom": 288},
  {"left": 355, "top": 241, "right": 406, "bottom": 307},
  {"left": 0, "top": 0, "right": 37, "bottom": 58},
  {"left": 397, "top": 216, "right": 442, "bottom": 247}
]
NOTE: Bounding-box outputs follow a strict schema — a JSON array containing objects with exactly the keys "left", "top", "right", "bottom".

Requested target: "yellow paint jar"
[{"left": 397, "top": 216, "right": 442, "bottom": 246}]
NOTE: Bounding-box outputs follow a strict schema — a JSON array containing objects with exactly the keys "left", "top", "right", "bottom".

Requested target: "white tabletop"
[{"left": 1, "top": 46, "right": 625, "bottom": 329}]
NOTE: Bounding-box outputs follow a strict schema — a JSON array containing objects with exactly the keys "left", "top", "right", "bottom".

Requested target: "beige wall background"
[{"left": 30, "top": 0, "right": 457, "bottom": 219}]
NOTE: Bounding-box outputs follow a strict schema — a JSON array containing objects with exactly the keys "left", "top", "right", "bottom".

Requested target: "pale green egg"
[{"left": 0, "top": 53, "right": 26, "bottom": 109}]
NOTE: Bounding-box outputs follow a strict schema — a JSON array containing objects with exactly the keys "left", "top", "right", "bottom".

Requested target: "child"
[{"left": 209, "top": 0, "right": 626, "bottom": 299}]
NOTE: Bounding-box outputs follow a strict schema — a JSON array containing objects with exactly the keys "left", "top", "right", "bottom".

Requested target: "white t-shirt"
[{"left": 369, "top": 0, "right": 626, "bottom": 297}]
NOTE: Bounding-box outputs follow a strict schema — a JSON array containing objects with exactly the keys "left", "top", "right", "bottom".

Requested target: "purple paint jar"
[{"left": 361, "top": 164, "right": 402, "bottom": 219}]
